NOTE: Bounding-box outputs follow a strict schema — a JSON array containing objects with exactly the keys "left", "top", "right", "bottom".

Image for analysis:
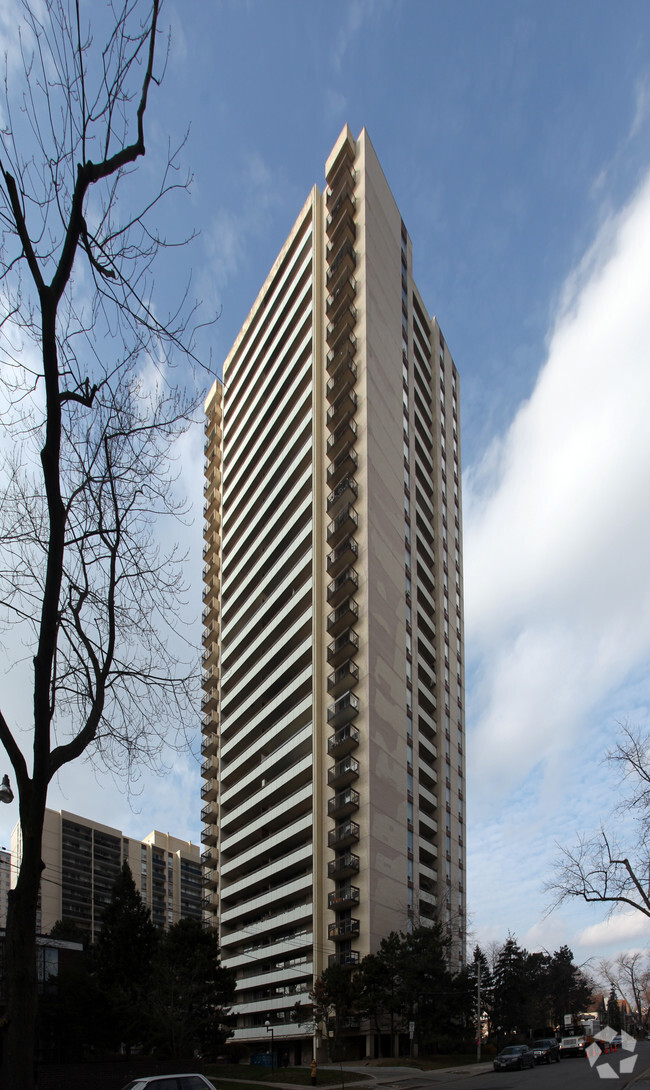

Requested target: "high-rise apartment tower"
[{"left": 202, "top": 126, "right": 465, "bottom": 1061}]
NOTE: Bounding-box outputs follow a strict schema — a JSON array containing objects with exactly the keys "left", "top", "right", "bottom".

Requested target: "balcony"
[
  {"left": 327, "top": 536, "right": 358, "bottom": 578},
  {"left": 327, "top": 627, "right": 359, "bottom": 668},
  {"left": 327, "top": 448, "right": 358, "bottom": 493},
  {"left": 328, "top": 723, "right": 360, "bottom": 759},
  {"left": 327, "top": 477, "right": 358, "bottom": 519},
  {"left": 327, "top": 416, "right": 357, "bottom": 462},
  {"left": 328, "top": 819, "right": 360, "bottom": 850},
  {"left": 201, "top": 689, "right": 218, "bottom": 713},
  {"left": 325, "top": 157, "right": 355, "bottom": 210},
  {"left": 326, "top": 190, "right": 356, "bottom": 239},
  {"left": 326, "top": 239, "right": 356, "bottom": 290},
  {"left": 327, "top": 661, "right": 359, "bottom": 699},
  {"left": 326, "top": 274, "right": 356, "bottom": 318},
  {"left": 203, "top": 863, "right": 219, "bottom": 891},
  {"left": 328, "top": 788, "right": 359, "bottom": 820},
  {"left": 200, "top": 730, "right": 218, "bottom": 756},
  {"left": 328, "top": 693, "right": 359, "bottom": 731},
  {"left": 201, "top": 663, "right": 219, "bottom": 691},
  {"left": 327, "top": 567, "right": 358, "bottom": 609},
  {"left": 328, "top": 917, "right": 360, "bottom": 941},
  {"left": 327, "top": 336, "right": 356, "bottom": 379},
  {"left": 201, "top": 778, "right": 218, "bottom": 802},
  {"left": 328, "top": 950, "right": 361, "bottom": 969},
  {"left": 327, "top": 504, "right": 358, "bottom": 547},
  {"left": 327, "top": 599, "right": 359, "bottom": 639},
  {"left": 327, "top": 212, "right": 356, "bottom": 258},
  {"left": 328, "top": 852, "right": 360, "bottom": 880},
  {"left": 201, "top": 823, "right": 217, "bottom": 847},
  {"left": 327, "top": 361, "right": 357, "bottom": 414},
  {"left": 326, "top": 304, "right": 357, "bottom": 352},
  {"left": 328, "top": 754, "right": 359, "bottom": 788},
  {"left": 327, "top": 884, "right": 360, "bottom": 909},
  {"left": 327, "top": 390, "right": 357, "bottom": 434}
]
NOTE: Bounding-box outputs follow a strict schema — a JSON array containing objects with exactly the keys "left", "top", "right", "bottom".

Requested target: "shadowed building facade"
[{"left": 202, "top": 126, "right": 465, "bottom": 1060}]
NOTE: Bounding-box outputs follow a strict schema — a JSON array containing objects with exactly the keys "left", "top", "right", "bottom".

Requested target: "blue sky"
[{"left": 2, "top": 0, "right": 650, "bottom": 969}]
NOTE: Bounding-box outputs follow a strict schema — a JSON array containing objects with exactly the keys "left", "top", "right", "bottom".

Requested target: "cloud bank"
[{"left": 465, "top": 168, "right": 650, "bottom": 814}]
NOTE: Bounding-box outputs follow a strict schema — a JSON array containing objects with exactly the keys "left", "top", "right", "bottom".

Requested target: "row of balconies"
[{"left": 325, "top": 150, "right": 361, "bottom": 970}]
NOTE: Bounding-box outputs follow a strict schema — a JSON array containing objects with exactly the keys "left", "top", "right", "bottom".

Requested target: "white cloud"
[
  {"left": 577, "top": 909, "right": 650, "bottom": 951},
  {"left": 465, "top": 167, "right": 650, "bottom": 807}
]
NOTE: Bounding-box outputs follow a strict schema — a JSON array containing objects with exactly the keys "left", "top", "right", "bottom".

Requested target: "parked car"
[
  {"left": 532, "top": 1038, "right": 561, "bottom": 1063},
  {"left": 493, "top": 1044, "right": 535, "bottom": 1071},
  {"left": 559, "top": 1035, "right": 587, "bottom": 1057},
  {"left": 121, "top": 1076, "right": 217, "bottom": 1090}
]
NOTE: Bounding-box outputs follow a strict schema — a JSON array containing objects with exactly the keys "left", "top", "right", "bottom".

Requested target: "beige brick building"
[
  {"left": 202, "top": 126, "right": 465, "bottom": 1060},
  {"left": 12, "top": 809, "right": 202, "bottom": 939}
]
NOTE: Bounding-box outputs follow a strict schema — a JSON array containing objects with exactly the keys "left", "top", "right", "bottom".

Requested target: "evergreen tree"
[
  {"left": 94, "top": 861, "right": 158, "bottom": 1052},
  {"left": 491, "top": 935, "right": 529, "bottom": 1039},
  {"left": 311, "top": 963, "right": 358, "bottom": 1060},
  {"left": 607, "top": 986, "right": 622, "bottom": 1031},
  {"left": 357, "top": 932, "right": 404, "bottom": 1052},
  {"left": 146, "top": 917, "right": 235, "bottom": 1060}
]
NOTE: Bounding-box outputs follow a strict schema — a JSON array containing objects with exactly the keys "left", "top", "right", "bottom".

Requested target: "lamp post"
[
  {"left": 265, "top": 1018, "right": 275, "bottom": 1071},
  {"left": 0, "top": 775, "right": 14, "bottom": 804}
]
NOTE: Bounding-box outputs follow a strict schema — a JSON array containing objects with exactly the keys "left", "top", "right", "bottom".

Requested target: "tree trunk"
[{"left": 1, "top": 789, "right": 46, "bottom": 1090}]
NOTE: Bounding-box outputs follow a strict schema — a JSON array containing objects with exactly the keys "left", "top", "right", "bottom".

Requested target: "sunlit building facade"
[
  {"left": 12, "top": 809, "right": 202, "bottom": 939},
  {"left": 202, "top": 126, "right": 465, "bottom": 1060}
]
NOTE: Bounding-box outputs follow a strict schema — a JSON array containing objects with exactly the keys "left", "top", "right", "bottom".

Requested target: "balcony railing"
[
  {"left": 326, "top": 391, "right": 357, "bottom": 434},
  {"left": 327, "top": 599, "right": 359, "bottom": 638},
  {"left": 326, "top": 239, "right": 356, "bottom": 288},
  {"left": 327, "top": 950, "right": 361, "bottom": 969},
  {"left": 327, "top": 754, "right": 359, "bottom": 787},
  {"left": 326, "top": 274, "right": 356, "bottom": 317},
  {"left": 326, "top": 305, "right": 357, "bottom": 353},
  {"left": 327, "top": 475, "right": 358, "bottom": 515},
  {"left": 327, "top": 692, "right": 359, "bottom": 730},
  {"left": 327, "top": 661, "right": 359, "bottom": 699},
  {"left": 328, "top": 852, "right": 360, "bottom": 879},
  {"left": 327, "top": 336, "right": 356, "bottom": 378},
  {"left": 327, "top": 504, "right": 358, "bottom": 547},
  {"left": 327, "top": 536, "right": 358, "bottom": 577},
  {"left": 326, "top": 191, "right": 356, "bottom": 239},
  {"left": 328, "top": 917, "right": 360, "bottom": 941},
  {"left": 326, "top": 357, "right": 357, "bottom": 408},
  {"left": 327, "top": 627, "right": 359, "bottom": 668},
  {"left": 328, "top": 723, "right": 360, "bottom": 759},
  {"left": 327, "top": 884, "right": 360, "bottom": 909},
  {"left": 325, "top": 160, "right": 356, "bottom": 210},
  {"left": 327, "top": 417, "right": 357, "bottom": 461},
  {"left": 327, "top": 448, "right": 358, "bottom": 492},
  {"left": 328, "top": 819, "right": 360, "bottom": 849},
  {"left": 327, "top": 789, "right": 360, "bottom": 819},
  {"left": 327, "top": 566, "right": 358, "bottom": 608}
]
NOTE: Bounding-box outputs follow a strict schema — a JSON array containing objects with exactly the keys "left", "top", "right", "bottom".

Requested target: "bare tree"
[
  {"left": 0, "top": 2, "right": 203, "bottom": 1085},
  {"left": 547, "top": 723, "right": 650, "bottom": 925},
  {"left": 598, "top": 952, "right": 650, "bottom": 1031}
]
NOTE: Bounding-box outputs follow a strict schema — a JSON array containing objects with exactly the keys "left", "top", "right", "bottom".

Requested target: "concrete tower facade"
[{"left": 201, "top": 126, "right": 465, "bottom": 1060}]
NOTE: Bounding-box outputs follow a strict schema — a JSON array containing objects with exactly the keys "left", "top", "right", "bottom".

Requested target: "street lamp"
[
  {"left": 264, "top": 1018, "right": 275, "bottom": 1071},
  {"left": 0, "top": 775, "right": 13, "bottom": 804}
]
